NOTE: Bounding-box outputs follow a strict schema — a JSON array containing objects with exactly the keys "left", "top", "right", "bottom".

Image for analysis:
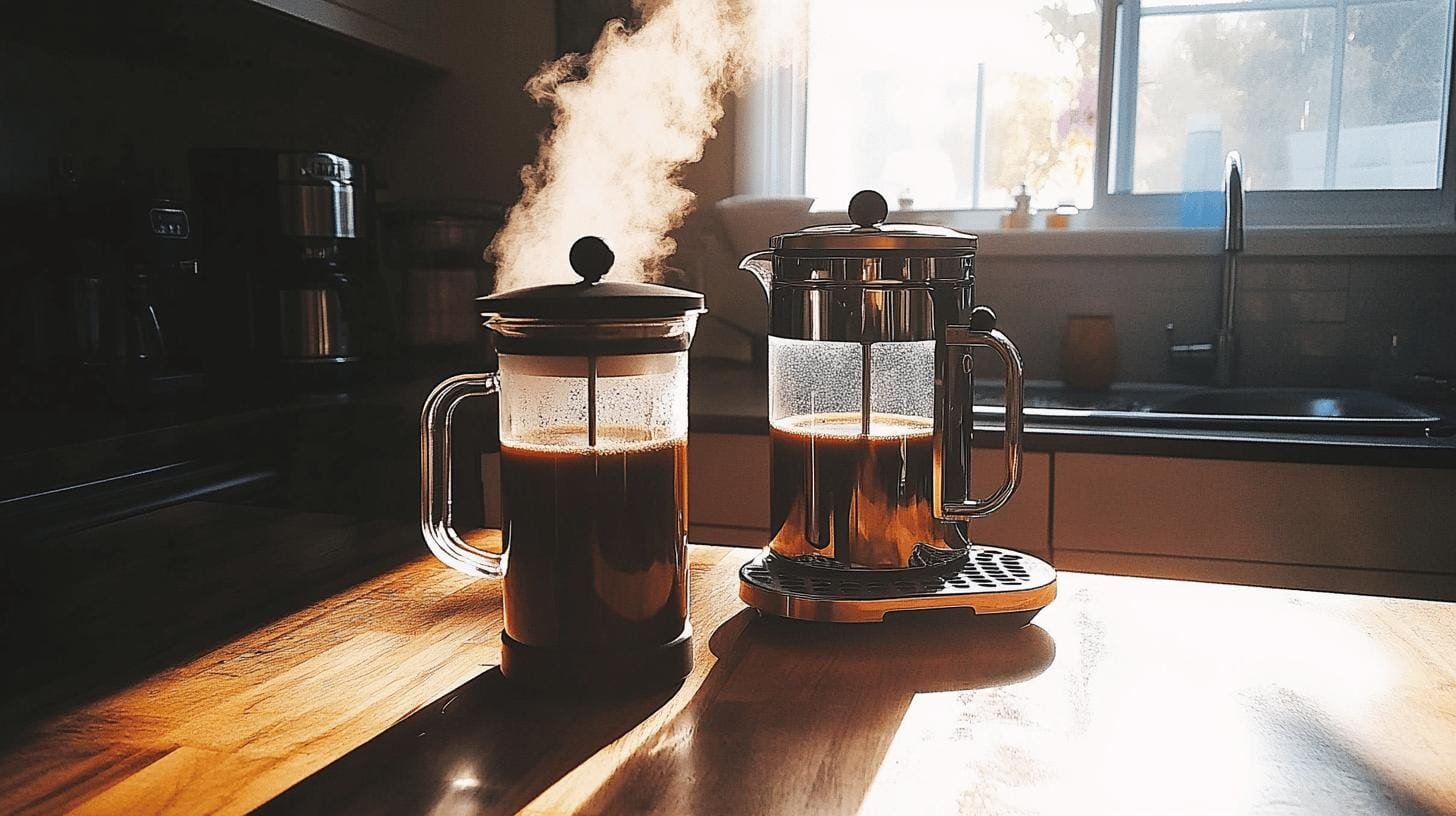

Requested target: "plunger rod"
[
  {"left": 587, "top": 355, "right": 598, "bottom": 447},
  {"left": 861, "top": 343, "right": 872, "bottom": 436}
]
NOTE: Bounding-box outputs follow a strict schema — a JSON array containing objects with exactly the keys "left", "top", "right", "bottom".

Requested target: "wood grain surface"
[
  {"left": 4, "top": 518, "right": 1456, "bottom": 815},
  {"left": 0, "top": 501, "right": 420, "bottom": 727}
]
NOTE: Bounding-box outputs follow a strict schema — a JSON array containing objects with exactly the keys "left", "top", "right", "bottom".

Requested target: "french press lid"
[
  {"left": 479, "top": 237, "right": 705, "bottom": 356},
  {"left": 478, "top": 236, "right": 705, "bottom": 320},
  {"left": 771, "top": 190, "right": 977, "bottom": 256}
]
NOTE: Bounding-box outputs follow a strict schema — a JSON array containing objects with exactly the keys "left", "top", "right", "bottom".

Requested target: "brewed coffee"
[
  {"left": 769, "top": 411, "right": 948, "bottom": 569},
  {"left": 500, "top": 427, "right": 688, "bottom": 651}
]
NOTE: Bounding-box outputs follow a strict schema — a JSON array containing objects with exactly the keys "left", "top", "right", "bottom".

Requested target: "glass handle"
[
  {"left": 934, "top": 327, "right": 1025, "bottom": 520},
  {"left": 420, "top": 372, "right": 503, "bottom": 578}
]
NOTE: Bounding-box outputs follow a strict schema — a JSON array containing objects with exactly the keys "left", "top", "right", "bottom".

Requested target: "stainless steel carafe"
[{"left": 738, "top": 190, "right": 1026, "bottom": 572}]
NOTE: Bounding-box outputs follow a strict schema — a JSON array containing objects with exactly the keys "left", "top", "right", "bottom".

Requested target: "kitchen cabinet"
[
  {"left": 968, "top": 447, "right": 1052, "bottom": 560},
  {"left": 1053, "top": 453, "right": 1456, "bottom": 598},
  {"left": 250, "top": 0, "right": 444, "bottom": 68},
  {"left": 686, "top": 432, "right": 1053, "bottom": 560},
  {"left": 502, "top": 428, "right": 1453, "bottom": 598},
  {"left": 687, "top": 432, "right": 770, "bottom": 547}
]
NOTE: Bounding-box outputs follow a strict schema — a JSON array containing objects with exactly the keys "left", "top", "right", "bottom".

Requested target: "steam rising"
[{"left": 490, "top": 0, "right": 791, "bottom": 290}]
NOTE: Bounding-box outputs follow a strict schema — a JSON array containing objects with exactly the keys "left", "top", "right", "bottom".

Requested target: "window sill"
[
  {"left": 950, "top": 224, "right": 1456, "bottom": 258},
  {"left": 723, "top": 199, "right": 1456, "bottom": 259},
  {"left": 815, "top": 204, "right": 1456, "bottom": 257}
]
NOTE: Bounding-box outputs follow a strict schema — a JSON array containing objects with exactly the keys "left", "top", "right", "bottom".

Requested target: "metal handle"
[
  {"left": 421, "top": 372, "right": 502, "bottom": 578},
  {"left": 934, "top": 326, "right": 1024, "bottom": 520}
]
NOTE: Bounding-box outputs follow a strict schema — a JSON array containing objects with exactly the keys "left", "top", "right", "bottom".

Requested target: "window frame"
[{"left": 739, "top": 0, "right": 1456, "bottom": 229}]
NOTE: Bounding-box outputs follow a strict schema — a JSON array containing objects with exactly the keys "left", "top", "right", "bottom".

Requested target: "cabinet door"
[
  {"left": 332, "top": 0, "right": 432, "bottom": 33},
  {"left": 1053, "top": 453, "right": 1456, "bottom": 574},
  {"left": 684, "top": 433, "right": 1052, "bottom": 559},
  {"left": 968, "top": 449, "right": 1051, "bottom": 560},
  {"left": 688, "top": 433, "right": 770, "bottom": 547},
  {"left": 252, "top": 0, "right": 443, "bottom": 68}
]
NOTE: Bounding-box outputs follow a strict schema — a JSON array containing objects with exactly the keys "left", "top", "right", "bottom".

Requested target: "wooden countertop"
[{"left": 4, "top": 537, "right": 1455, "bottom": 815}]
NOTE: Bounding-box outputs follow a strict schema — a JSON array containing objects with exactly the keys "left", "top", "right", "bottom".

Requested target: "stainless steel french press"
[{"left": 738, "top": 190, "right": 1025, "bottom": 571}]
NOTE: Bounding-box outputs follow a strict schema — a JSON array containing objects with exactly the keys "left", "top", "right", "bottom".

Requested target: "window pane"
[
  {"left": 1330, "top": 0, "right": 1451, "bottom": 189},
  {"left": 1130, "top": 9, "right": 1336, "bottom": 193},
  {"left": 1120, "top": 1, "right": 1452, "bottom": 194},
  {"left": 804, "top": 0, "right": 1099, "bottom": 211},
  {"left": 1141, "top": 0, "right": 1264, "bottom": 6}
]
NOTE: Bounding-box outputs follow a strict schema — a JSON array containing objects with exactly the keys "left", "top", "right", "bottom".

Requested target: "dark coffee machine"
[
  {"left": 15, "top": 156, "right": 204, "bottom": 407},
  {"left": 90, "top": 195, "right": 205, "bottom": 404},
  {"left": 190, "top": 149, "right": 369, "bottom": 380}
]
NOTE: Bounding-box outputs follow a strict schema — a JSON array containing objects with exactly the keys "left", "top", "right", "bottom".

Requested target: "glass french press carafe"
[
  {"left": 421, "top": 236, "right": 705, "bottom": 688},
  {"left": 735, "top": 191, "right": 1055, "bottom": 623}
]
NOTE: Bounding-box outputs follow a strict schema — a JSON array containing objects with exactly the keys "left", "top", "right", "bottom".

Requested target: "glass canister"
[
  {"left": 739, "top": 191, "right": 1025, "bottom": 571},
  {"left": 421, "top": 236, "right": 705, "bottom": 689}
]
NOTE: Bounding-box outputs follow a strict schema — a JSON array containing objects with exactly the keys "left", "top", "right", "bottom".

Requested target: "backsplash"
[
  {"left": 976, "top": 254, "right": 1456, "bottom": 388},
  {"left": 685, "top": 229, "right": 1456, "bottom": 391}
]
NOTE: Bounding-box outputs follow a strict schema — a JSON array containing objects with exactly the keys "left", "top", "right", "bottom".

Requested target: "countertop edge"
[{"left": 688, "top": 414, "right": 1456, "bottom": 469}]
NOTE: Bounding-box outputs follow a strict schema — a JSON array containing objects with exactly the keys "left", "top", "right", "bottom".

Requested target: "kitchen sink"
[
  {"left": 1143, "top": 387, "right": 1442, "bottom": 435},
  {"left": 973, "top": 382, "right": 1444, "bottom": 437},
  {"left": 1155, "top": 388, "right": 1429, "bottom": 419}
]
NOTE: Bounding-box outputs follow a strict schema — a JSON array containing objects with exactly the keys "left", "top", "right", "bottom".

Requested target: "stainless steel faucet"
[{"left": 1167, "top": 150, "right": 1244, "bottom": 386}]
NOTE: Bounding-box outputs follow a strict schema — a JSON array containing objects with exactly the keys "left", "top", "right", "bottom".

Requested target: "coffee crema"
[
  {"left": 499, "top": 426, "right": 688, "bottom": 652},
  {"left": 769, "top": 411, "right": 950, "bottom": 569}
]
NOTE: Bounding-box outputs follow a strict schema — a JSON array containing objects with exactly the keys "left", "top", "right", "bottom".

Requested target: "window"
[
  {"left": 739, "top": 0, "right": 1456, "bottom": 226},
  {"left": 1111, "top": 0, "right": 1453, "bottom": 193},
  {"left": 801, "top": 0, "right": 1100, "bottom": 211}
]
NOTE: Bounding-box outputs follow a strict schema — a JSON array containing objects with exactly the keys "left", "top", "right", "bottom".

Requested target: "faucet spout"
[
  {"left": 1215, "top": 151, "right": 1244, "bottom": 387},
  {"left": 1224, "top": 151, "right": 1245, "bottom": 253},
  {"left": 1167, "top": 150, "right": 1244, "bottom": 387}
]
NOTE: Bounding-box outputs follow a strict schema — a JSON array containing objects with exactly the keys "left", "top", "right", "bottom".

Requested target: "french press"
[
  {"left": 421, "top": 236, "right": 705, "bottom": 689},
  {"left": 735, "top": 191, "right": 1056, "bottom": 623}
]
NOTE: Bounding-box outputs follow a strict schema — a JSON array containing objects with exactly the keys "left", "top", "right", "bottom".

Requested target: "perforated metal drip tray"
[{"left": 739, "top": 546, "right": 1057, "bottom": 624}]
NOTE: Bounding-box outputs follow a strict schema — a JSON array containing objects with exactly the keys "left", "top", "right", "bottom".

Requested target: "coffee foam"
[
  {"left": 502, "top": 425, "right": 686, "bottom": 455},
  {"left": 501, "top": 353, "right": 681, "bottom": 378},
  {"left": 770, "top": 412, "right": 934, "bottom": 439}
]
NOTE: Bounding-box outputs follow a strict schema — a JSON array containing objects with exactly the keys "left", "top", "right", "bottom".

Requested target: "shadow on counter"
[
  {"left": 578, "top": 609, "right": 1056, "bottom": 814},
  {"left": 263, "top": 606, "right": 1054, "bottom": 815}
]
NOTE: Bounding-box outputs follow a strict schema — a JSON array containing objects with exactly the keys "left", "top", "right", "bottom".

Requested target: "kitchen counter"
[
  {"left": 0, "top": 370, "right": 463, "bottom": 542},
  {"left": 4, "top": 520, "right": 1454, "bottom": 814},
  {"left": 689, "top": 359, "right": 1456, "bottom": 468}
]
